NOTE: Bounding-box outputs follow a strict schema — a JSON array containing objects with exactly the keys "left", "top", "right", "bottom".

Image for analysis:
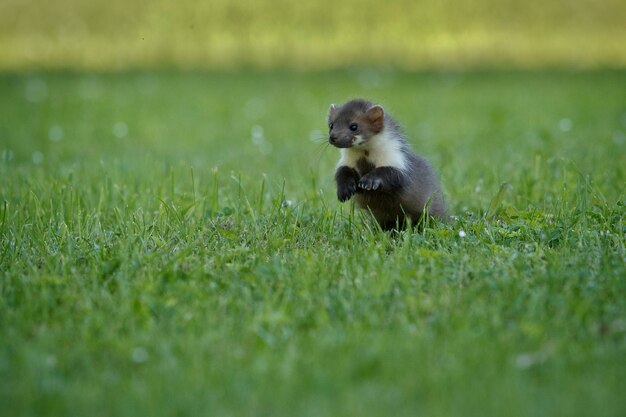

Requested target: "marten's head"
[{"left": 327, "top": 99, "right": 385, "bottom": 149}]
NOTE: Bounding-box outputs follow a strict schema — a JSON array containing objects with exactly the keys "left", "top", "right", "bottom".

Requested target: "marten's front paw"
[
  {"left": 337, "top": 181, "right": 357, "bottom": 202},
  {"left": 358, "top": 174, "right": 383, "bottom": 191}
]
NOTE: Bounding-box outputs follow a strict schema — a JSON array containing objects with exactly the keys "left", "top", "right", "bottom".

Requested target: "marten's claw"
[
  {"left": 337, "top": 182, "right": 357, "bottom": 202},
  {"left": 358, "top": 175, "right": 383, "bottom": 191}
]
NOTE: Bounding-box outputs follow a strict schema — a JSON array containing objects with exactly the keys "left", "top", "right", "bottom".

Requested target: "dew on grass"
[
  {"left": 25, "top": 78, "right": 47, "bottom": 103},
  {"left": 113, "top": 122, "right": 128, "bottom": 138},
  {"left": 49, "top": 125, "right": 64, "bottom": 142},
  {"left": 515, "top": 349, "right": 550, "bottom": 369},
  {"left": 131, "top": 347, "right": 149, "bottom": 364},
  {"left": 558, "top": 118, "right": 572, "bottom": 132},
  {"left": 32, "top": 151, "right": 44, "bottom": 165},
  {"left": 458, "top": 229, "right": 467, "bottom": 238},
  {"left": 251, "top": 125, "right": 272, "bottom": 155},
  {"left": 1, "top": 149, "right": 14, "bottom": 162},
  {"left": 251, "top": 125, "right": 264, "bottom": 144},
  {"left": 475, "top": 179, "right": 483, "bottom": 193},
  {"left": 45, "top": 355, "right": 57, "bottom": 368},
  {"left": 515, "top": 353, "right": 535, "bottom": 369}
]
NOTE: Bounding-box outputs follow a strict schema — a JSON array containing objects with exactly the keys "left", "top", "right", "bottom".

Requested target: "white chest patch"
[{"left": 337, "top": 130, "right": 408, "bottom": 171}]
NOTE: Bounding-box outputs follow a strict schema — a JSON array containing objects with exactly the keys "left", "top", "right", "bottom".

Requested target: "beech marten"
[{"left": 328, "top": 99, "right": 446, "bottom": 230}]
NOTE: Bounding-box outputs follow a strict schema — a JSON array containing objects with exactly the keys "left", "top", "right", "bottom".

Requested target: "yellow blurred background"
[{"left": 1, "top": 0, "right": 625, "bottom": 70}]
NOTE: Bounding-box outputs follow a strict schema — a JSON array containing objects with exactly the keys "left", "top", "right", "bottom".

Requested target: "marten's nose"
[{"left": 329, "top": 133, "right": 338, "bottom": 143}]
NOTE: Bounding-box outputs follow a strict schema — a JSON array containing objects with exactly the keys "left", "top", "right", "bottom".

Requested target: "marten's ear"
[
  {"left": 328, "top": 104, "right": 338, "bottom": 120},
  {"left": 365, "top": 105, "right": 385, "bottom": 133}
]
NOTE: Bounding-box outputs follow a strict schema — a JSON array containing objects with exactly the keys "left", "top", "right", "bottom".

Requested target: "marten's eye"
[
  {"left": 349, "top": 123, "right": 358, "bottom": 131},
  {"left": 329, "top": 122, "right": 334, "bottom": 130}
]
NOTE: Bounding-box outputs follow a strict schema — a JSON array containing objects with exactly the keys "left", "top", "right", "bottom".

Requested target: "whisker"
[
  {"left": 309, "top": 134, "right": 329, "bottom": 144},
  {"left": 313, "top": 141, "right": 332, "bottom": 169}
]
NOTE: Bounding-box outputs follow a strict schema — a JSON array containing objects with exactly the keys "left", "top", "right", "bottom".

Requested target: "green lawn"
[{"left": 1, "top": 70, "right": 625, "bottom": 416}]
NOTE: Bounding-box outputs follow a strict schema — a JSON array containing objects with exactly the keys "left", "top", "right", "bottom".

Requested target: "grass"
[{"left": 1, "top": 69, "right": 625, "bottom": 417}]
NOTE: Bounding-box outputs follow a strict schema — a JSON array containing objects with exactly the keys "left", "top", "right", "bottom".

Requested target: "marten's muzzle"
[{"left": 329, "top": 134, "right": 354, "bottom": 148}]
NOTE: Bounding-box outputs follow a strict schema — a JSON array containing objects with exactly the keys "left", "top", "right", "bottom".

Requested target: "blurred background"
[
  {"left": 1, "top": 0, "right": 625, "bottom": 210},
  {"left": 1, "top": 0, "right": 625, "bottom": 70}
]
